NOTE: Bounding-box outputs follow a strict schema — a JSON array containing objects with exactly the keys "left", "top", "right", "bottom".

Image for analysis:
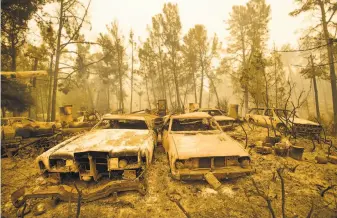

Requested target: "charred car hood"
[
  {"left": 291, "top": 118, "right": 320, "bottom": 126},
  {"left": 171, "top": 132, "right": 249, "bottom": 159},
  {"left": 45, "top": 129, "right": 151, "bottom": 158}
]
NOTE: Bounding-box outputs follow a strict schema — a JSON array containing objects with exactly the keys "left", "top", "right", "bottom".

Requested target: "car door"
[
  {"left": 261, "top": 109, "right": 274, "bottom": 127},
  {"left": 162, "top": 117, "right": 171, "bottom": 152},
  {"left": 21, "top": 118, "right": 40, "bottom": 135}
]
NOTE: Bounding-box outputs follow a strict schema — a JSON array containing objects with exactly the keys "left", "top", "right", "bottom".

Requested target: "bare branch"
[{"left": 60, "top": 0, "right": 92, "bottom": 50}]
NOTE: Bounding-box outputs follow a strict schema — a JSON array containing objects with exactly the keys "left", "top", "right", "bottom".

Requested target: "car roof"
[
  {"left": 249, "top": 108, "right": 290, "bottom": 110},
  {"left": 198, "top": 108, "right": 221, "bottom": 111},
  {"left": 101, "top": 114, "right": 147, "bottom": 121},
  {"left": 127, "top": 113, "right": 159, "bottom": 119},
  {"left": 171, "top": 112, "right": 212, "bottom": 119}
]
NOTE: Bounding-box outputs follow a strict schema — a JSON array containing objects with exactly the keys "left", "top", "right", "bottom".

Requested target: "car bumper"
[
  {"left": 171, "top": 167, "right": 253, "bottom": 180},
  {"left": 11, "top": 178, "right": 146, "bottom": 208}
]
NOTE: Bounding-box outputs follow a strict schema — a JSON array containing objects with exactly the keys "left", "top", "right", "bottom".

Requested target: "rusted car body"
[
  {"left": 162, "top": 112, "right": 252, "bottom": 180},
  {"left": 12, "top": 114, "right": 157, "bottom": 207},
  {"left": 1, "top": 117, "right": 61, "bottom": 139},
  {"left": 245, "top": 108, "right": 322, "bottom": 136},
  {"left": 36, "top": 114, "right": 156, "bottom": 182},
  {"left": 195, "top": 108, "right": 236, "bottom": 131}
]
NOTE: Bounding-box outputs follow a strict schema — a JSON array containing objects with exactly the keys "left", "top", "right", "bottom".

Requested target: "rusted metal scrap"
[
  {"left": 11, "top": 179, "right": 146, "bottom": 208},
  {"left": 204, "top": 172, "right": 222, "bottom": 190}
]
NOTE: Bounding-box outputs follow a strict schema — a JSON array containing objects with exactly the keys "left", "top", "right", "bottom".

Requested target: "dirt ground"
[{"left": 1, "top": 125, "right": 337, "bottom": 218}]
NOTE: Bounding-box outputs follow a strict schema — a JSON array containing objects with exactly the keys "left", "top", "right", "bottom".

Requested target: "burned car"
[
  {"left": 162, "top": 112, "right": 252, "bottom": 181},
  {"left": 36, "top": 114, "right": 156, "bottom": 182},
  {"left": 195, "top": 108, "right": 236, "bottom": 131},
  {"left": 1, "top": 117, "right": 61, "bottom": 139},
  {"left": 245, "top": 108, "right": 322, "bottom": 136},
  {"left": 11, "top": 114, "right": 157, "bottom": 207}
]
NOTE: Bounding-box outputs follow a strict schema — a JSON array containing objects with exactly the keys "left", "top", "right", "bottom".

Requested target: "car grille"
[
  {"left": 195, "top": 156, "right": 238, "bottom": 169},
  {"left": 199, "top": 158, "right": 212, "bottom": 168},
  {"left": 74, "top": 151, "right": 109, "bottom": 174}
]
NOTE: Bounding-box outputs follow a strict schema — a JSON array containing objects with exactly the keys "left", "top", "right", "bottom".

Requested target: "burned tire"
[{"left": 51, "top": 125, "right": 56, "bottom": 134}]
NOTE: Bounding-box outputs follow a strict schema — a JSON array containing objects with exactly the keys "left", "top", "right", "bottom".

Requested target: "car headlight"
[
  {"left": 239, "top": 157, "right": 250, "bottom": 168},
  {"left": 175, "top": 160, "right": 185, "bottom": 169},
  {"left": 119, "top": 159, "right": 128, "bottom": 168},
  {"left": 49, "top": 159, "right": 66, "bottom": 168}
]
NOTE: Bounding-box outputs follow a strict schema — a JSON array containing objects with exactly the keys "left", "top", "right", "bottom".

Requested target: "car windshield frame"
[
  {"left": 92, "top": 118, "right": 149, "bottom": 130},
  {"left": 169, "top": 117, "right": 222, "bottom": 133},
  {"left": 274, "top": 109, "right": 299, "bottom": 118},
  {"left": 202, "top": 109, "right": 223, "bottom": 116}
]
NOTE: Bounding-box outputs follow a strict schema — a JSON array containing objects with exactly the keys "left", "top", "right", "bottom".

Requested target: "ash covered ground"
[{"left": 1, "top": 125, "right": 337, "bottom": 218}]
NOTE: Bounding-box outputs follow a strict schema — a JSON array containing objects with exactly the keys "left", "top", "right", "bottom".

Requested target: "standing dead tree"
[{"left": 47, "top": 0, "right": 92, "bottom": 121}]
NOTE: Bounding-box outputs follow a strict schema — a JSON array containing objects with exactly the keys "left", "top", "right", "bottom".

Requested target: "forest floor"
[{"left": 1, "top": 124, "right": 337, "bottom": 218}]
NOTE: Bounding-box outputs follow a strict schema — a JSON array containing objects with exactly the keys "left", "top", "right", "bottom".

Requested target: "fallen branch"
[
  {"left": 73, "top": 183, "right": 82, "bottom": 218},
  {"left": 277, "top": 168, "right": 286, "bottom": 218},
  {"left": 251, "top": 178, "right": 276, "bottom": 218},
  {"left": 20, "top": 202, "right": 27, "bottom": 218},
  {"left": 306, "top": 200, "right": 314, "bottom": 218},
  {"left": 239, "top": 123, "right": 248, "bottom": 149},
  {"left": 320, "top": 185, "right": 337, "bottom": 197}
]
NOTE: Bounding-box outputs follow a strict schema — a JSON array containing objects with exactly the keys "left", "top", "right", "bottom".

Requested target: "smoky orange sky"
[{"left": 84, "top": 0, "right": 312, "bottom": 49}]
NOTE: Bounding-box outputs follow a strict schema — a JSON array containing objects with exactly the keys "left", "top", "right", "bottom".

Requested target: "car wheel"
[
  {"left": 277, "top": 124, "right": 287, "bottom": 134},
  {"left": 51, "top": 125, "right": 56, "bottom": 134},
  {"left": 166, "top": 153, "right": 173, "bottom": 174}
]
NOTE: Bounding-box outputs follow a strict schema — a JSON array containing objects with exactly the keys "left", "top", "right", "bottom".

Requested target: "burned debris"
[{"left": 2, "top": 0, "right": 337, "bottom": 216}]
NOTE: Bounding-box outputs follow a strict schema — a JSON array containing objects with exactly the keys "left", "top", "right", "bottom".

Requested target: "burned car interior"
[
  {"left": 171, "top": 118, "right": 219, "bottom": 132},
  {"left": 96, "top": 119, "right": 149, "bottom": 130}
]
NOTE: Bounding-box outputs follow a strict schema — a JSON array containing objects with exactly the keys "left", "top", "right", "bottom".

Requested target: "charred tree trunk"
[
  {"left": 207, "top": 72, "right": 220, "bottom": 108},
  {"left": 263, "top": 70, "right": 269, "bottom": 108},
  {"left": 192, "top": 69, "right": 198, "bottom": 104},
  {"left": 310, "top": 54, "right": 321, "bottom": 122},
  {"left": 167, "top": 78, "right": 173, "bottom": 109},
  {"left": 10, "top": 33, "right": 16, "bottom": 72},
  {"left": 318, "top": 0, "right": 337, "bottom": 134},
  {"left": 145, "top": 76, "right": 151, "bottom": 110},
  {"left": 172, "top": 59, "right": 181, "bottom": 111},
  {"left": 39, "top": 86, "right": 45, "bottom": 121},
  {"left": 274, "top": 56, "right": 278, "bottom": 108},
  {"left": 241, "top": 33, "right": 248, "bottom": 115},
  {"left": 149, "top": 63, "right": 157, "bottom": 104},
  {"left": 199, "top": 64, "right": 204, "bottom": 108},
  {"left": 158, "top": 47, "right": 167, "bottom": 100},
  {"left": 130, "top": 42, "right": 134, "bottom": 113},
  {"left": 107, "top": 84, "right": 110, "bottom": 112},
  {"left": 51, "top": 0, "right": 64, "bottom": 121},
  {"left": 47, "top": 54, "right": 54, "bottom": 122},
  {"left": 313, "top": 75, "right": 320, "bottom": 121},
  {"left": 86, "top": 80, "right": 95, "bottom": 110},
  {"left": 2, "top": 107, "right": 6, "bottom": 117},
  {"left": 117, "top": 53, "right": 123, "bottom": 113},
  {"left": 183, "top": 82, "right": 189, "bottom": 106}
]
